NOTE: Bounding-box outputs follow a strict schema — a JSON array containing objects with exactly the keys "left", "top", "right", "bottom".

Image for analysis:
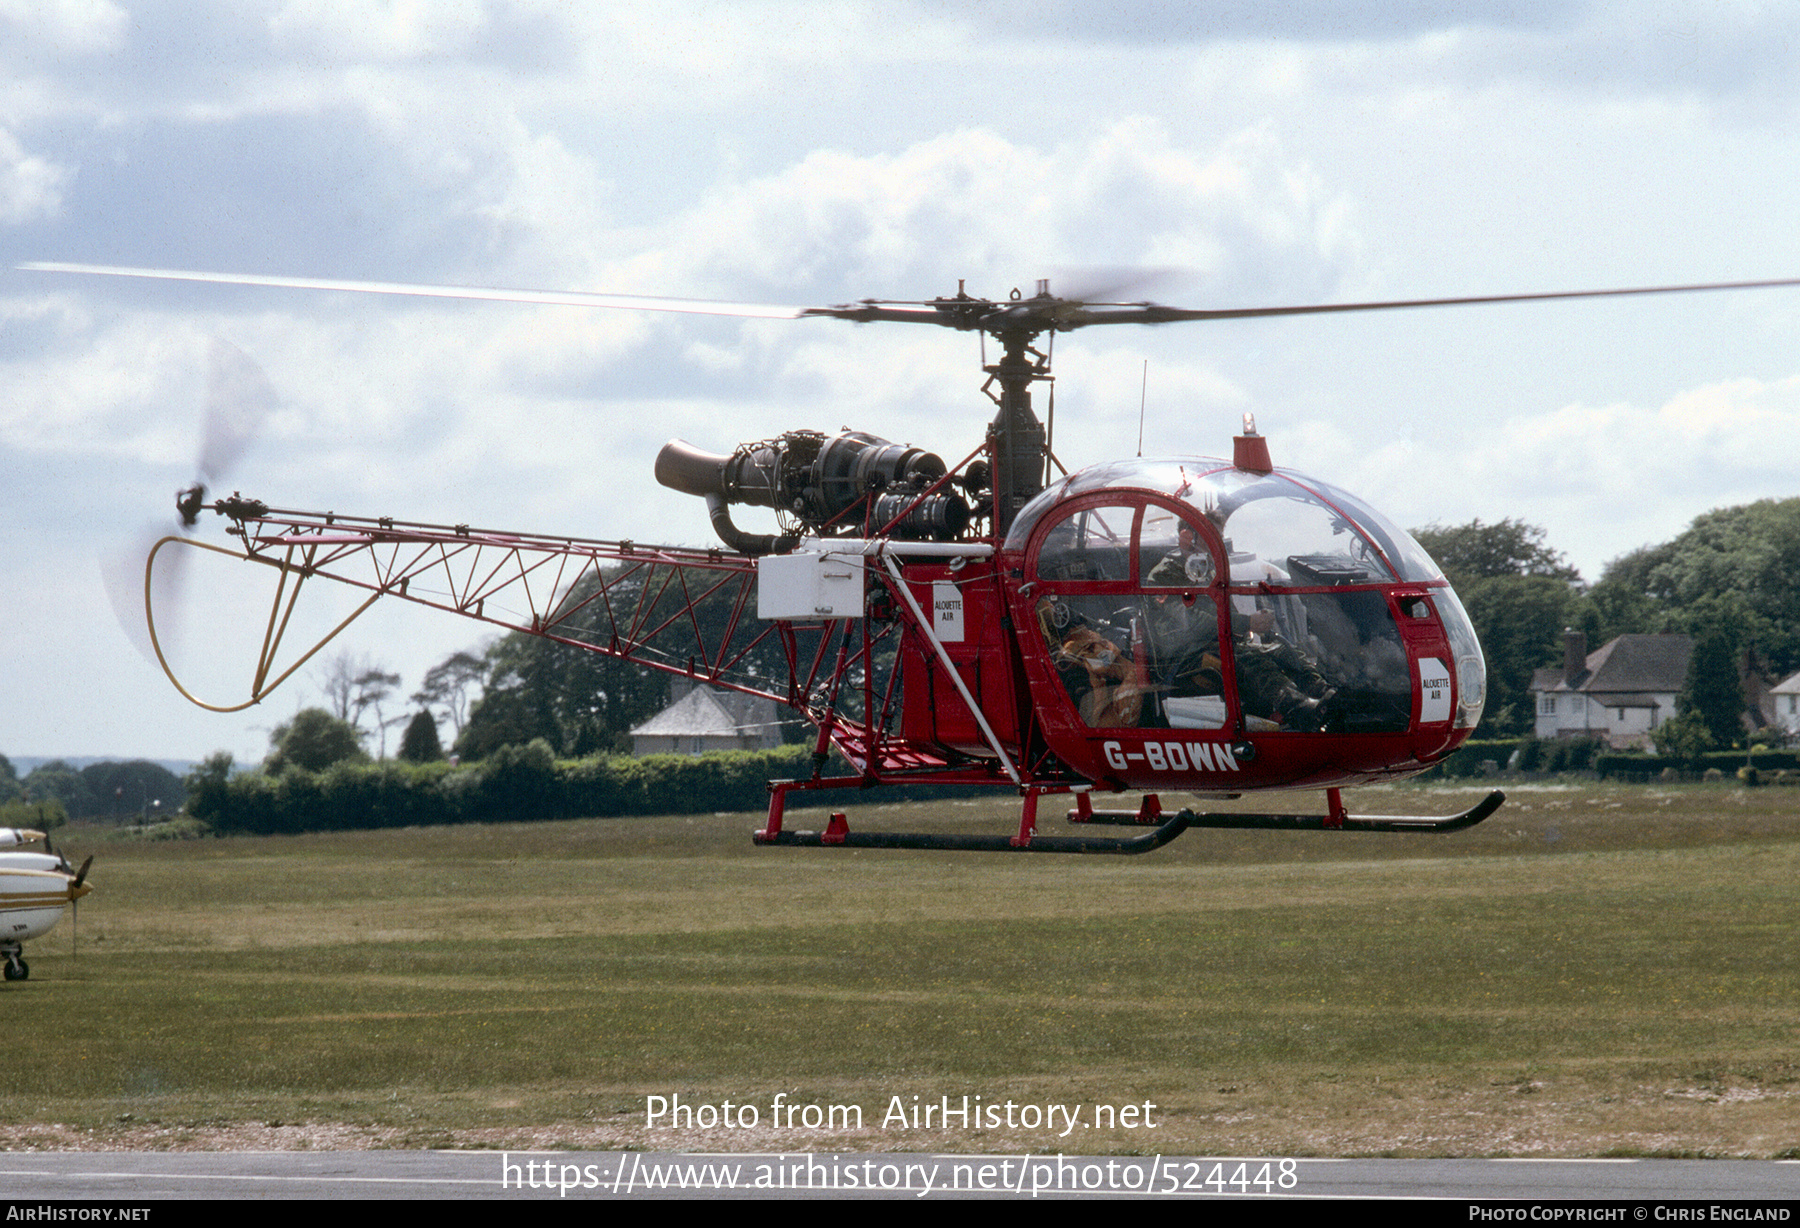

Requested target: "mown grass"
[{"left": 4, "top": 782, "right": 1797, "bottom": 1156}]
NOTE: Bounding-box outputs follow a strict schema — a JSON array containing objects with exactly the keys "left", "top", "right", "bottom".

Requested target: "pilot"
[
  {"left": 1145, "top": 546, "right": 1333, "bottom": 730},
  {"left": 1144, "top": 543, "right": 1224, "bottom": 696}
]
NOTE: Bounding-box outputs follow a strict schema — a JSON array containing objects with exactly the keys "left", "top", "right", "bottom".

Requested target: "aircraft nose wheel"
[{"left": 2, "top": 943, "right": 27, "bottom": 981}]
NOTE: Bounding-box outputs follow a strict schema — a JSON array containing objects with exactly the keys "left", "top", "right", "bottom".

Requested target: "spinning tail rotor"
[{"left": 102, "top": 340, "right": 279, "bottom": 663}]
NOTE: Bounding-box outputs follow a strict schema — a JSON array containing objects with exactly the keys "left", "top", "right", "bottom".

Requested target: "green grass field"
[{"left": 3, "top": 781, "right": 1796, "bottom": 1157}]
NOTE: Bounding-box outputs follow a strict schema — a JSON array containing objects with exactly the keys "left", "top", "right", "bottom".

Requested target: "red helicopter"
[{"left": 29, "top": 263, "right": 1800, "bottom": 852}]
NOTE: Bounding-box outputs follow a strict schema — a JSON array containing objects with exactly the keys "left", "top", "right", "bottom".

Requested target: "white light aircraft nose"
[{"left": 0, "top": 828, "right": 93, "bottom": 981}]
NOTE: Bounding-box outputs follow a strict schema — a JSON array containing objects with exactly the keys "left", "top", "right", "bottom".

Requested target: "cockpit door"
[{"left": 1019, "top": 493, "right": 1235, "bottom": 737}]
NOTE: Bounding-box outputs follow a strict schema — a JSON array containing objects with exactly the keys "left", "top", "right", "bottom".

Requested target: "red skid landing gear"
[
  {"left": 754, "top": 782, "right": 1191, "bottom": 854},
  {"left": 1068, "top": 787, "right": 1505, "bottom": 833}
]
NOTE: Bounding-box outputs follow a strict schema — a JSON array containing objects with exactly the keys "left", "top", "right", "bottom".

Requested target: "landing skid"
[
  {"left": 755, "top": 809, "right": 1192, "bottom": 854},
  {"left": 752, "top": 782, "right": 1501, "bottom": 854},
  {"left": 755, "top": 783, "right": 1189, "bottom": 854},
  {"left": 1068, "top": 787, "right": 1506, "bottom": 833}
]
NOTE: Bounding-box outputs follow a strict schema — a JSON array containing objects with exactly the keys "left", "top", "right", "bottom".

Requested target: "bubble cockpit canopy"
[
  {"left": 1005, "top": 457, "right": 1444, "bottom": 585},
  {"left": 1006, "top": 457, "right": 1485, "bottom": 732}
]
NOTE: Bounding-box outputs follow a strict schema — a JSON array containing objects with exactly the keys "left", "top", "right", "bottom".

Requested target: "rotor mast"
[
  {"left": 982, "top": 286, "right": 1054, "bottom": 534},
  {"left": 808, "top": 278, "right": 1078, "bottom": 534}
]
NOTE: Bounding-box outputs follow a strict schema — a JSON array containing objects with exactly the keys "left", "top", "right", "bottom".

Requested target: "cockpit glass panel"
[
  {"left": 1224, "top": 589, "right": 1410, "bottom": 733},
  {"left": 1036, "top": 594, "right": 1156, "bottom": 729},
  {"left": 1013, "top": 458, "right": 1434, "bottom": 737},
  {"left": 1139, "top": 503, "right": 1217, "bottom": 588},
  {"left": 1007, "top": 459, "right": 1233, "bottom": 551},
  {"left": 1209, "top": 472, "right": 1397, "bottom": 585},
  {"left": 1032, "top": 503, "right": 1137, "bottom": 584},
  {"left": 1035, "top": 588, "right": 1229, "bottom": 731},
  {"left": 1008, "top": 458, "right": 1434, "bottom": 584},
  {"left": 1302, "top": 479, "right": 1445, "bottom": 583},
  {"left": 1432, "top": 583, "right": 1487, "bottom": 728}
]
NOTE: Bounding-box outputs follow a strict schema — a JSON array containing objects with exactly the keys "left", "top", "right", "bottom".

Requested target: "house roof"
[
  {"left": 629, "top": 687, "right": 742, "bottom": 738},
  {"left": 629, "top": 685, "right": 782, "bottom": 740},
  {"left": 1773, "top": 671, "right": 1800, "bottom": 696},
  {"left": 1535, "top": 634, "right": 1692, "bottom": 698}
]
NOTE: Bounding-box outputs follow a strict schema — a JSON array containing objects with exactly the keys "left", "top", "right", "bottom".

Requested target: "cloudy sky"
[{"left": 5, "top": 0, "right": 1800, "bottom": 766}]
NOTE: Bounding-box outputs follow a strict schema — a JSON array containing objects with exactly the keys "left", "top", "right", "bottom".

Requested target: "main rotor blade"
[
  {"left": 808, "top": 275, "right": 1800, "bottom": 333},
  {"left": 17, "top": 262, "right": 810, "bottom": 320},
  {"left": 1046, "top": 265, "right": 1185, "bottom": 305},
  {"left": 1063, "top": 276, "right": 1800, "bottom": 326},
  {"left": 24, "top": 261, "right": 1800, "bottom": 331}
]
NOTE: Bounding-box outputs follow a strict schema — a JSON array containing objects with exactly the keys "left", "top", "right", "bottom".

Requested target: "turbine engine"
[{"left": 655, "top": 429, "right": 971, "bottom": 554}]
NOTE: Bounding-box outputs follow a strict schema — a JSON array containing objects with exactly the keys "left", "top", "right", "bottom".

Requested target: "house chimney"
[{"left": 1562, "top": 628, "right": 1587, "bottom": 684}]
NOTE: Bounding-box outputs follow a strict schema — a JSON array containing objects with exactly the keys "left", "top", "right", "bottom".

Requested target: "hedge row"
[
  {"left": 188, "top": 732, "right": 1794, "bottom": 836},
  {"left": 185, "top": 742, "right": 1006, "bottom": 836},
  {"left": 1418, "top": 737, "right": 1606, "bottom": 779},
  {"left": 1593, "top": 749, "right": 1799, "bottom": 779},
  {"left": 1419, "top": 737, "right": 1797, "bottom": 781},
  {"left": 0, "top": 799, "right": 69, "bottom": 831},
  {"left": 188, "top": 742, "right": 821, "bottom": 835}
]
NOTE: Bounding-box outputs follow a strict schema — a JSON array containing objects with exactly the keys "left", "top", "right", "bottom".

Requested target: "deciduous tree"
[
  {"left": 79, "top": 761, "right": 185, "bottom": 820},
  {"left": 413, "top": 650, "right": 486, "bottom": 737},
  {"left": 0, "top": 753, "right": 20, "bottom": 805},
  {"left": 1413, "top": 518, "right": 1580, "bottom": 585},
  {"left": 267, "top": 709, "right": 369, "bottom": 773},
  {"left": 1587, "top": 498, "right": 1800, "bottom": 675},
  {"left": 1411, "top": 519, "right": 1585, "bottom": 736},
  {"left": 22, "top": 760, "right": 93, "bottom": 818}
]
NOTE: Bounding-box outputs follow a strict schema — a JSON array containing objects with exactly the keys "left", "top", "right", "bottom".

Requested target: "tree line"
[
  {"left": 1413, "top": 498, "right": 1800, "bottom": 745},
  {"left": 0, "top": 754, "right": 186, "bottom": 823}
]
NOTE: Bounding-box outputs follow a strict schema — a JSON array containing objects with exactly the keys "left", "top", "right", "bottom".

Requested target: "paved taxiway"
[{"left": 2, "top": 1152, "right": 1798, "bottom": 1200}]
